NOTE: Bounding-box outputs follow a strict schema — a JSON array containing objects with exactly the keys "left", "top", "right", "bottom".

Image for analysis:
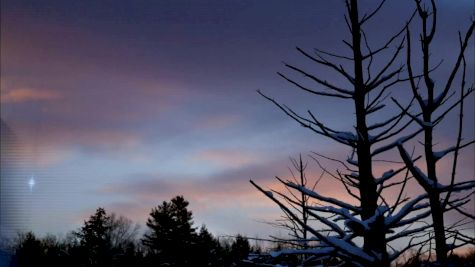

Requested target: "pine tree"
[
  {"left": 230, "top": 235, "right": 251, "bottom": 264},
  {"left": 194, "top": 225, "right": 223, "bottom": 266},
  {"left": 74, "top": 207, "right": 113, "bottom": 266},
  {"left": 142, "top": 195, "right": 196, "bottom": 266}
]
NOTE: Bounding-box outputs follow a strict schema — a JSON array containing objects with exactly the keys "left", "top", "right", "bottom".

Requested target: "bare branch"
[
  {"left": 361, "top": 10, "right": 416, "bottom": 60},
  {"left": 406, "top": 27, "right": 425, "bottom": 108},
  {"left": 371, "top": 130, "right": 422, "bottom": 156},
  {"left": 284, "top": 63, "right": 354, "bottom": 96},
  {"left": 436, "top": 21, "right": 474, "bottom": 107},
  {"left": 295, "top": 48, "right": 356, "bottom": 87},
  {"left": 359, "top": 0, "right": 386, "bottom": 25},
  {"left": 278, "top": 72, "right": 352, "bottom": 99},
  {"left": 314, "top": 48, "right": 353, "bottom": 61}
]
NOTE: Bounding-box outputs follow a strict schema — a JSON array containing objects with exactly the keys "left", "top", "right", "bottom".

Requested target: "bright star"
[{"left": 28, "top": 175, "right": 35, "bottom": 192}]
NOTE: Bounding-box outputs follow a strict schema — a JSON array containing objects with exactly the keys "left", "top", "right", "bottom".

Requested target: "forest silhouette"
[
  {"left": 4, "top": 195, "right": 474, "bottom": 266},
  {"left": 6, "top": 196, "right": 265, "bottom": 267}
]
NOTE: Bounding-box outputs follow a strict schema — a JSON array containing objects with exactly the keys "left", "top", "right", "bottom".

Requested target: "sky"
[{"left": 1, "top": 0, "right": 474, "bottom": 244}]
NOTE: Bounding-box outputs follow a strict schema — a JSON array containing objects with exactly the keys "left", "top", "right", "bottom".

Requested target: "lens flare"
[{"left": 28, "top": 175, "right": 35, "bottom": 192}]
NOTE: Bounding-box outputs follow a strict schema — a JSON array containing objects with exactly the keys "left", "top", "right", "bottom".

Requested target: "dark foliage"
[
  {"left": 74, "top": 207, "right": 113, "bottom": 266},
  {"left": 230, "top": 234, "right": 251, "bottom": 263},
  {"left": 9, "top": 195, "right": 473, "bottom": 266},
  {"left": 193, "top": 225, "right": 225, "bottom": 266},
  {"left": 141, "top": 195, "right": 255, "bottom": 266},
  {"left": 142, "top": 195, "right": 197, "bottom": 266},
  {"left": 9, "top": 232, "right": 70, "bottom": 267}
]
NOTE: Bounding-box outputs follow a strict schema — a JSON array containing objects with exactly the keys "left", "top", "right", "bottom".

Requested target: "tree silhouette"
[
  {"left": 38, "top": 234, "right": 70, "bottom": 267},
  {"left": 263, "top": 155, "right": 319, "bottom": 265},
  {"left": 108, "top": 213, "right": 140, "bottom": 251},
  {"left": 10, "top": 232, "right": 43, "bottom": 267},
  {"left": 8, "top": 199, "right": 265, "bottom": 267},
  {"left": 193, "top": 225, "right": 224, "bottom": 266},
  {"left": 251, "top": 0, "right": 474, "bottom": 266},
  {"left": 142, "top": 195, "right": 196, "bottom": 266},
  {"left": 69, "top": 207, "right": 141, "bottom": 267},
  {"left": 9, "top": 232, "right": 71, "bottom": 267},
  {"left": 74, "top": 207, "right": 113, "bottom": 266},
  {"left": 230, "top": 235, "right": 251, "bottom": 265},
  {"left": 394, "top": 0, "right": 475, "bottom": 264},
  {"left": 108, "top": 213, "right": 142, "bottom": 267},
  {"left": 252, "top": 0, "right": 421, "bottom": 265}
]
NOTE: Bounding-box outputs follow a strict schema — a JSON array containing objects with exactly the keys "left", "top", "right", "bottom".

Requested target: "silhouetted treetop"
[{"left": 142, "top": 195, "right": 196, "bottom": 266}]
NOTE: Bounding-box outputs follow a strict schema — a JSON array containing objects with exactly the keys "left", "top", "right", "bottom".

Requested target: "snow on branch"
[
  {"left": 281, "top": 177, "right": 360, "bottom": 212},
  {"left": 271, "top": 189, "right": 347, "bottom": 237},
  {"left": 257, "top": 90, "right": 358, "bottom": 148},
  {"left": 385, "top": 193, "right": 429, "bottom": 227},
  {"left": 250, "top": 179, "right": 375, "bottom": 265},
  {"left": 375, "top": 167, "right": 402, "bottom": 185},
  {"left": 270, "top": 247, "right": 335, "bottom": 258},
  {"left": 371, "top": 130, "right": 421, "bottom": 156},
  {"left": 432, "top": 140, "right": 475, "bottom": 162},
  {"left": 330, "top": 131, "right": 358, "bottom": 144}
]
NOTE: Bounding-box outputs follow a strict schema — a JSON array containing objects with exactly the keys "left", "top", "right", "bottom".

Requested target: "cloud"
[
  {"left": 1, "top": 88, "right": 61, "bottom": 103},
  {"left": 191, "top": 149, "right": 258, "bottom": 168},
  {"left": 99, "top": 160, "right": 289, "bottom": 208},
  {"left": 2, "top": 120, "right": 147, "bottom": 169},
  {"left": 94, "top": 156, "right": 369, "bottom": 238},
  {"left": 98, "top": 157, "right": 348, "bottom": 219}
]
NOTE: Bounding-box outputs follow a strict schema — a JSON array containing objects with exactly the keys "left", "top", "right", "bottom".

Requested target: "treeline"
[
  {"left": 6, "top": 196, "right": 261, "bottom": 267},
  {"left": 5, "top": 195, "right": 474, "bottom": 267}
]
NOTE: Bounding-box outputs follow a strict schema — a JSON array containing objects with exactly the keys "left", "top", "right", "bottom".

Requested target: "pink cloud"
[
  {"left": 98, "top": 158, "right": 354, "bottom": 224},
  {"left": 98, "top": 160, "right": 290, "bottom": 219},
  {"left": 3, "top": 121, "right": 146, "bottom": 169},
  {"left": 1, "top": 88, "right": 61, "bottom": 103},
  {"left": 94, "top": 153, "right": 474, "bottom": 240}
]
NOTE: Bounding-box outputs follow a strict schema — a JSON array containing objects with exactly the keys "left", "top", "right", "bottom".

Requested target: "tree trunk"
[
  {"left": 430, "top": 191, "right": 448, "bottom": 265},
  {"left": 424, "top": 111, "right": 448, "bottom": 265},
  {"left": 350, "top": 1, "right": 388, "bottom": 266}
]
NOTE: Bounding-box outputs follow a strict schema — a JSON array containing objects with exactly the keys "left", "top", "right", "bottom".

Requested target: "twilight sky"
[{"left": 1, "top": 0, "right": 474, "bottom": 241}]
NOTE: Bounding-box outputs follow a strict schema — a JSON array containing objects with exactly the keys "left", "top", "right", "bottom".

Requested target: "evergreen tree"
[
  {"left": 194, "top": 225, "right": 223, "bottom": 266},
  {"left": 230, "top": 235, "right": 251, "bottom": 264},
  {"left": 142, "top": 195, "right": 196, "bottom": 266},
  {"left": 74, "top": 207, "right": 113, "bottom": 266},
  {"left": 68, "top": 209, "right": 140, "bottom": 267}
]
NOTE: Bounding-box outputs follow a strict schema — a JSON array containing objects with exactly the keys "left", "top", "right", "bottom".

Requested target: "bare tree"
[
  {"left": 251, "top": 1, "right": 475, "bottom": 266},
  {"left": 263, "top": 155, "right": 320, "bottom": 265},
  {"left": 394, "top": 0, "right": 475, "bottom": 265},
  {"left": 250, "top": 1, "right": 438, "bottom": 266},
  {"left": 109, "top": 213, "right": 140, "bottom": 250}
]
